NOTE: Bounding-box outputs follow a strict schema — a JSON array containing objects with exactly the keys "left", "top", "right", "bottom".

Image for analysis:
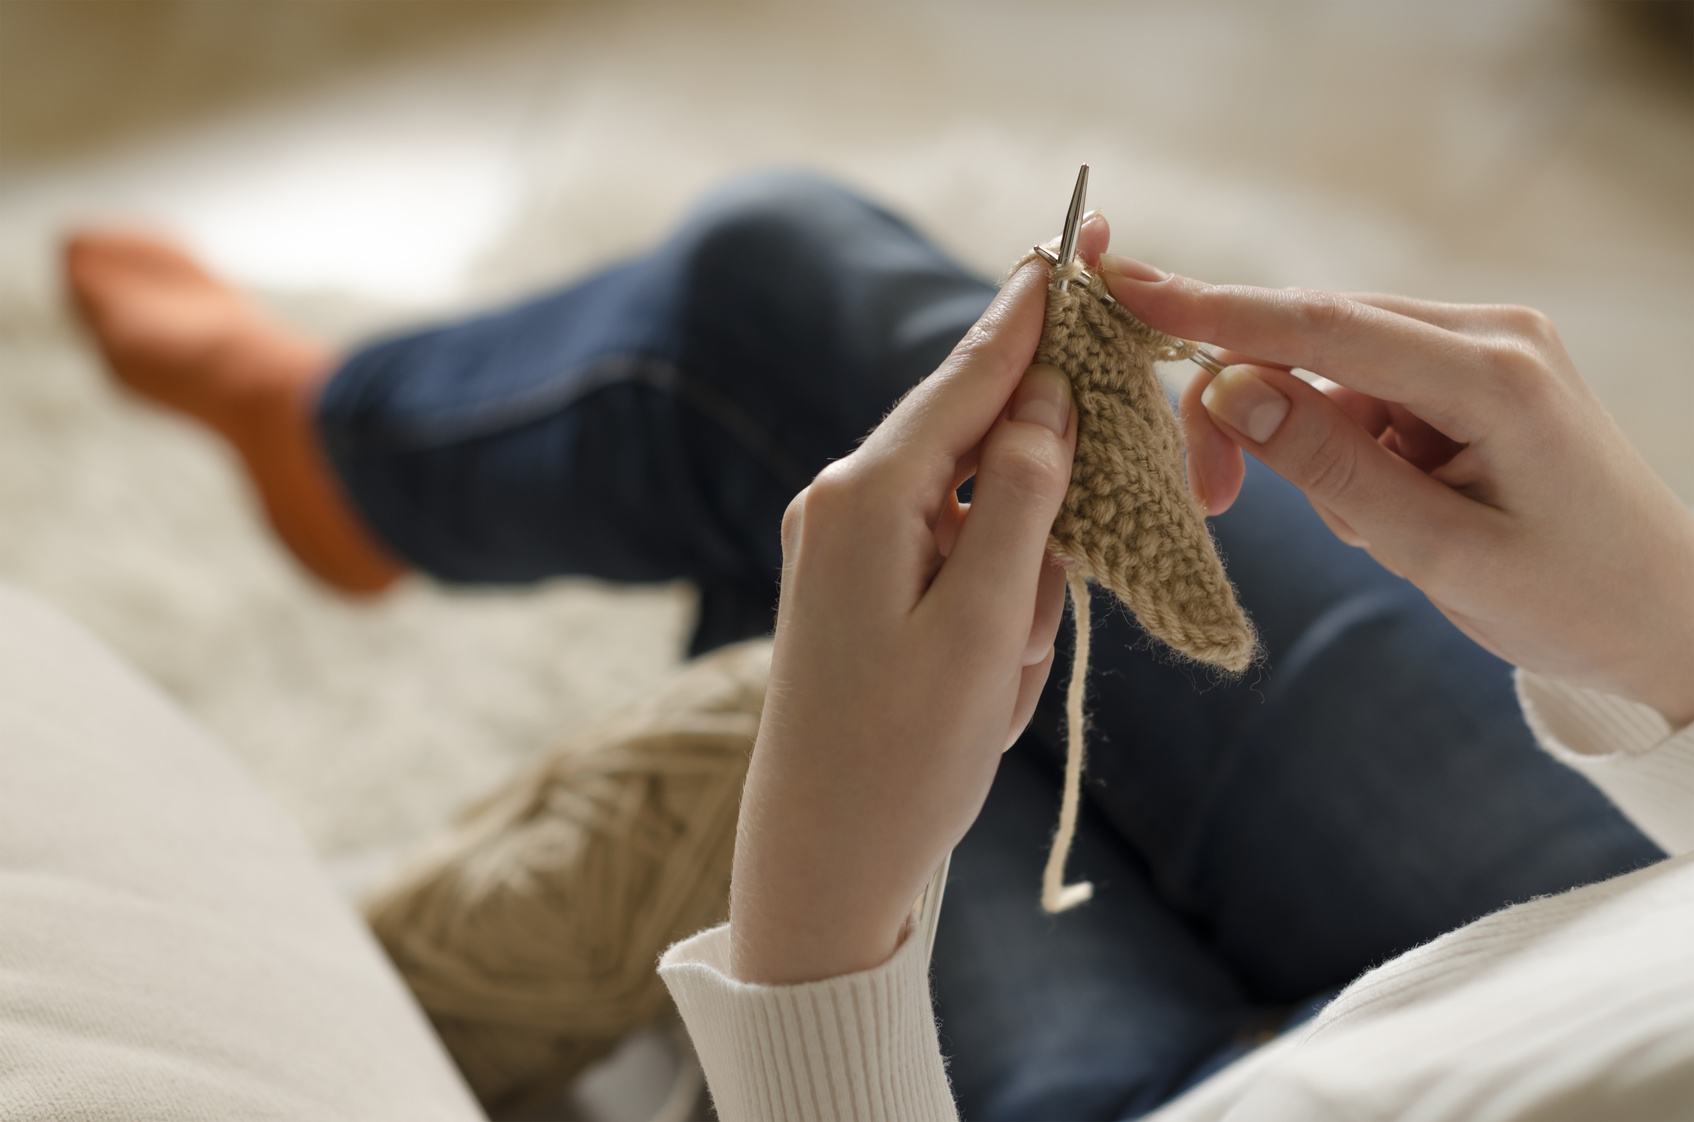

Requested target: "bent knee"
[{"left": 673, "top": 169, "right": 899, "bottom": 288}]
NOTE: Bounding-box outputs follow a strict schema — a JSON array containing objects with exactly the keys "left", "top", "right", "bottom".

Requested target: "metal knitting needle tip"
[
  {"left": 1190, "top": 349, "right": 1226, "bottom": 377},
  {"left": 1056, "top": 163, "right": 1089, "bottom": 291}
]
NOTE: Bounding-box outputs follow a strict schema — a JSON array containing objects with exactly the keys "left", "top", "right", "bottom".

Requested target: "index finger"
[
  {"left": 857, "top": 258, "right": 1047, "bottom": 477},
  {"left": 1104, "top": 271, "right": 1484, "bottom": 441},
  {"left": 865, "top": 213, "right": 1111, "bottom": 470}
]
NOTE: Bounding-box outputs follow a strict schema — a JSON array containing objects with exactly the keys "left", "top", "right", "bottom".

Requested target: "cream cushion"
[{"left": 0, "top": 585, "right": 484, "bottom": 1122}]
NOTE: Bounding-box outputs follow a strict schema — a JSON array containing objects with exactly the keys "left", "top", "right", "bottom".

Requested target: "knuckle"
[
  {"left": 947, "top": 308, "right": 1002, "bottom": 368},
  {"left": 1476, "top": 338, "right": 1558, "bottom": 405},
  {"left": 1293, "top": 432, "right": 1363, "bottom": 503},
  {"left": 781, "top": 459, "right": 892, "bottom": 569},
  {"left": 1275, "top": 289, "right": 1364, "bottom": 370},
  {"left": 800, "top": 463, "right": 861, "bottom": 521},
  {"left": 1201, "top": 283, "right": 1264, "bottom": 347},
  {"left": 1496, "top": 304, "right": 1559, "bottom": 347},
  {"left": 1291, "top": 289, "right": 1360, "bottom": 341},
  {"left": 984, "top": 439, "right": 1064, "bottom": 503},
  {"left": 779, "top": 489, "right": 807, "bottom": 552},
  {"left": 793, "top": 459, "right": 895, "bottom": 546}
]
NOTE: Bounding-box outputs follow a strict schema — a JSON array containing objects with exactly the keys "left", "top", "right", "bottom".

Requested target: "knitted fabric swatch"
[
  {"left": 1035, "top": 258, "right": 1257, "bottom": 671},
  {"left": 1021, "top": 254, "right": 1257, "bottom": 912}
]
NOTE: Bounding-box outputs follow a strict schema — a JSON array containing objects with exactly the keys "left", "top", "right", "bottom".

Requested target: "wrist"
[
  {"left": 728, "top": 899, "right": 910, "bottom": 987},
  {"left": 1622, "top": 561, "right": 1694, "bottom": 729},
  {"left": 727, "top": 763, "right": 922, "bottom": 986},
  {"left": 1628, "top": 489, "right": 1694, "bottom": 728},
  {"left": 728, "top": 854, "right": 914, "bottom": 985},
  {"left": 1588, "top": 610, "right": 1694, "bottom": 730},
  {"left": 1625, "top": 661, "right": 1694, "bottom": 731}
]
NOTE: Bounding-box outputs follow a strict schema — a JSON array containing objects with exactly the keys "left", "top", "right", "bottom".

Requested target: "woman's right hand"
[{"left": 1100, "top": 257, "right": 1694, "bottom": 727}]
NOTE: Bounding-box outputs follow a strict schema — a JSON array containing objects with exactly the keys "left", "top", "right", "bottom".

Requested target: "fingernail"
[
  {"left": 1201, "top": 365, "right": 1289, "bottom": 443},
  {"left": 1011, "top": 363, "right": 1072, "bottom": 435},
  {"left": 1099, "top": 254, "right": 1167, "bottom": 282}
]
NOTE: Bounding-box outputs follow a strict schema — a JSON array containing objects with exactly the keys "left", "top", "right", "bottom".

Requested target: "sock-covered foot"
[{"left": 65, "top": 230, "right": 406, "bottom": 594}]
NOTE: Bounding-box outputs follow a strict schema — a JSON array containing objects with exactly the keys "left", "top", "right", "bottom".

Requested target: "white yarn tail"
[{"left": 1041, "top": 572, "right": 1095, "bottom": 914}]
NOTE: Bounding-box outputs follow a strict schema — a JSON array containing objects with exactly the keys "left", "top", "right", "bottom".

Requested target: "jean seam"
[{"left": 349, "top": 353, "right": 812, "bottom": 493}]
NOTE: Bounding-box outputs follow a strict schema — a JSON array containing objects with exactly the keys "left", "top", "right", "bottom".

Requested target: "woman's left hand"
[{"left": 727, "top": 223, "right": 1102, "bottom": 986}]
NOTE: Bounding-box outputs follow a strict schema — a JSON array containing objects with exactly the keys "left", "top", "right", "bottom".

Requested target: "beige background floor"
[
  {"left": 1, "top": 3, "right": 1689, "bottom": 1118},
  {"left": 2, "top": 0, "right": 1690, "bottom": 936}
]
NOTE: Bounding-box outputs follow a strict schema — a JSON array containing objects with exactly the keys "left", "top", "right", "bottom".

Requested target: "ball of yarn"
[
  {"left": 1039, "top": 260, "right": 1257, "bottom": 673},
  {"left": 363, "top": 639, "right": 772, "bottom": 1114}
]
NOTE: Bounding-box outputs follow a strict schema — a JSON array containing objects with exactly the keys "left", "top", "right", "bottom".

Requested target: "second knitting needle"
[{"left": 1034, "top": 163, "right": 1226, "bottom": 376}]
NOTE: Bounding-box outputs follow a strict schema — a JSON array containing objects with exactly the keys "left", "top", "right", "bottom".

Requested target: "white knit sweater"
[{"left": 660, "top": 670, "right": 1694, "bottom": 1120}]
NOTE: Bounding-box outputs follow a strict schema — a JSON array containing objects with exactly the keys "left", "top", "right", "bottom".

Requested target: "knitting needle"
[
  {"left": 1055, "top": 163, "right": 1090, "bottom": 291},
  {"left": 1034, "top": 164, "right": 1227, "bottom": 376}
]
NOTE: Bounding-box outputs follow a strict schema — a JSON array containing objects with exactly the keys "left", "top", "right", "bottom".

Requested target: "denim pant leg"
[
  {"left": 933, "top": 744, "right": 1265, "bottom": 1122},
  {"left": 1026, "top": 458, "right": 1664, "bottom": 998},
  {"left": 937, "top": 456, "right": 1665, "bottom": 1119},
  {"left": 317, "top": 170, "right": 995, "bottom": 653}
]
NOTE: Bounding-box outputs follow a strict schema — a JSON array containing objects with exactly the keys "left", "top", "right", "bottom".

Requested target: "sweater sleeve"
[
  {"left": 658, "top": 921, "right": 958, "bottom": 1122},
  {"left": 1516, "top": 668, "right": 1694, "bottom": 856}
]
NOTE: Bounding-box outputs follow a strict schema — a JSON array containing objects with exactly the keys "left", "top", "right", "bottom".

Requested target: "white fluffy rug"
[{"left": 2, "top": 1, "right": 1688, "bottom": 870}]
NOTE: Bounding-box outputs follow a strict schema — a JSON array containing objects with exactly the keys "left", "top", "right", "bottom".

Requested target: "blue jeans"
[{"left": 318, "top": 172, "right": 1663, "bottom": 1121}]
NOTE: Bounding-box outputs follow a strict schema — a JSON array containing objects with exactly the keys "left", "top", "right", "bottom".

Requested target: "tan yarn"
[
  {"left": 1036, "top": 259, "right": 1256, "bottom": 671},
  {"left": 1041, "top": 571, "right": 1096, "bottom": 913},
  {"left": 1023, "top": 254, "right": 1258, "bottom": 912},
  {"left": 363, "top": 640, "right": 771, "bottom": 1115}
]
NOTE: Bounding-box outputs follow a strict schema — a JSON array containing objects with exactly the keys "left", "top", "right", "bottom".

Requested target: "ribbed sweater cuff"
[
  {"left": 1517, "top": 668, "right": 1694, "bottom": 856},
  {"left": 659, "top": 922, "right": 957, "bottom": 1122}
]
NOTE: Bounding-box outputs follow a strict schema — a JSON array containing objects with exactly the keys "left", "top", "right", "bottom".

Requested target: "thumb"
[
  {"left": 929, "top": 364, "right": 1076, "bottom": 628},
  {"left": 1201, "top": 364, "right": 1477, "bottom": 579}
]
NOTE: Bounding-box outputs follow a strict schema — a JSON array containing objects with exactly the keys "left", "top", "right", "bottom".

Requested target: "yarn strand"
[
  {"left": 1041, "top": 571, "right": 1095, "bottom": 914},
  {"left": 1026, "top": 247, "right": 1257, "bottom": 914},
  {"left": 1027, "top": 256, "right": 1258, "bottom": 674}
]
